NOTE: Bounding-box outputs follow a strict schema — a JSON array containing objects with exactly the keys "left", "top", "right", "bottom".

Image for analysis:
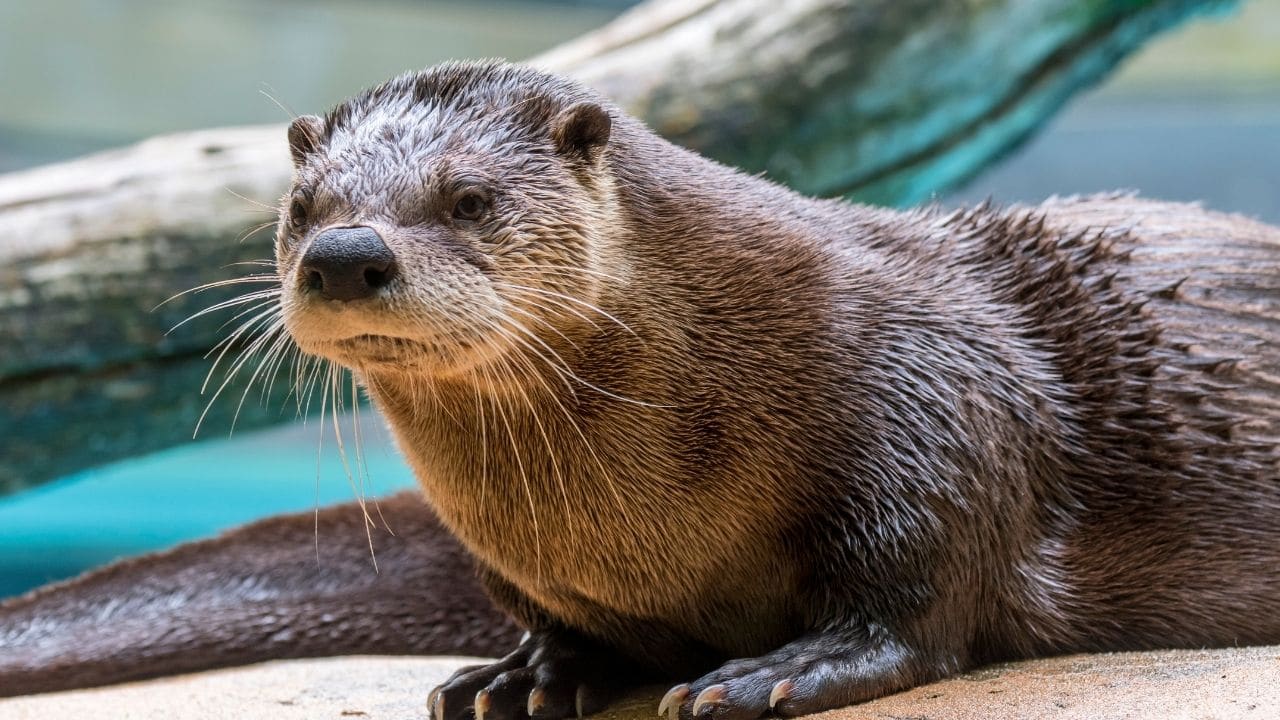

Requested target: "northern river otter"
[
  {"left": 272, "top": 62, "right": 1280, "bottom": 720},
  {"left": 2, "top": 60, "right": 1278, "bottom": 718}
]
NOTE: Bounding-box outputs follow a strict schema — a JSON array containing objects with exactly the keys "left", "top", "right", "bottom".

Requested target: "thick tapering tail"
[{"left": 0, "top": 492, "right": 518, "bottom": 697}]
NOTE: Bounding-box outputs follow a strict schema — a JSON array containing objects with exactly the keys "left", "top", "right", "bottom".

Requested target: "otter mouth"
[
  {"left": 334, "top": 333, "right": 418, "bottom": 349},
  {"left": 284, "top": 301, "right": 491, "bottom": 372},
  {"left": 320, "top": 333, "right": 438, "bottom": 365}
]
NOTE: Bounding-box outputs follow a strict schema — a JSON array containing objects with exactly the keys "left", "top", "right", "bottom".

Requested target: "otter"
[
  {"left": 3, "top": 60, "right": 1278, "bottom": 717},
  {"left": 269, "top": 61, "right": 1280, "bottom": 720}
]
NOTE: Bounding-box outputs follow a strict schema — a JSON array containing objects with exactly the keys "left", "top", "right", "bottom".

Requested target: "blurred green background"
[{"left": 1, "top": 0, "right": 1277, "bottom": 597}]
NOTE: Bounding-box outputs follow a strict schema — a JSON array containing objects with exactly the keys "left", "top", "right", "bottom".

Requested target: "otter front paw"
[
  {"left": 659, "top": 631, "right": 923, "bottom": 720},
  {"left": 428, "top": 632, "right": 637, "bottom": 720}
]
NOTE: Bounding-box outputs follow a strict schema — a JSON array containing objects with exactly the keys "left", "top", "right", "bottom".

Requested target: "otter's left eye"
[
  {"left": 289, "top": 199, "right": 308, "bottom": 229},
  {"left": 452, "top": 192, "right": 488, "bottom": 222}
]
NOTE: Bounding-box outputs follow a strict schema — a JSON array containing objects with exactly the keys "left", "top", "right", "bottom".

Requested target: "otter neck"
[
  {"left": 361, "top": 333, "right": 675, "bottom": 543},
  {"left": 364, "top": 360, "right": 796, "bottom": 629}
]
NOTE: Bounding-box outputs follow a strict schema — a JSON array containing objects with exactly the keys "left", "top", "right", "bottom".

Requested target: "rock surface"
[{"left": 1, "top": 647, "right": 1277, "bottom": 720}]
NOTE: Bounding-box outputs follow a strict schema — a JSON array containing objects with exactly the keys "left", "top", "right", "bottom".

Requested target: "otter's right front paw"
[{"left": 428, "top": 632, "right": 636, "bottom": 720}]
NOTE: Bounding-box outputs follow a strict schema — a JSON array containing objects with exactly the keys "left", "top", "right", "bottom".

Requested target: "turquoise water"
[{"left": 0, "top": 416, "right": 415, "bottom": 598}]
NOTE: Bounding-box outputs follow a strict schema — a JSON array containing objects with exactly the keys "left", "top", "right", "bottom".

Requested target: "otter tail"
[{"left": 0, "top": 492, "right": 518, "bottom": 697}]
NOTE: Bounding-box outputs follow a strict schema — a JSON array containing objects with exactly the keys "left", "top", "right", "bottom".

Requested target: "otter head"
[{"left": 275, "top": 62, "right": 619, "bottom": 379}]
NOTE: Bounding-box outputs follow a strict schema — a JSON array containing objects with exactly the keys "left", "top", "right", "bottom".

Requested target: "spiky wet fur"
[{"left": 270, "top": 61, "right": 1280, "bottom": 714}]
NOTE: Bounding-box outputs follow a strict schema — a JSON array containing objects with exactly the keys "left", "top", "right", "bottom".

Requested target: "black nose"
[{"left": 300, "top": 226, "right": 397, "bottom": 301}]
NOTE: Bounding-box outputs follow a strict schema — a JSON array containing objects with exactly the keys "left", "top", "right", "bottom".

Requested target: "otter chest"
[
  {"left": 381, "top": 385, "right": 804, "bottom": 652},
  {"left": 447, "top": 493, "right": 802, "bottom": 657}
]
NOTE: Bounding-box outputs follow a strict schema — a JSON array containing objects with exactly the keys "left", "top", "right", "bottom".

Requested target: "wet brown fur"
[
  {"left": 0, "top": 493, "right": 518, "bottom": 696},
  {"left": 273, "top": 61, "right": 1280, "bottom": 716}
]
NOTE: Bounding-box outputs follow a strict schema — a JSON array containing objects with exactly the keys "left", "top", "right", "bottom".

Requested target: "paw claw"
[
  {"left": 575, "top": 685, "right": 587, "bottom": 718},
  {"left": 427, "top": 687, "right": 444, "bottom": 720},
  {"left": 474, "top": 689, "right": 492, "bottom": 720},
  {"left": 691, "top": 684, "right": 727, "bottom": 717},
  {"left": 528, "top": 687, "right": 547, "bottom": 717},
  {"left": 658, "top": 684, "right": 689, "bottom": 720},
  {"left": 768, "top": 679, "right": 794, "bottom": 710}
]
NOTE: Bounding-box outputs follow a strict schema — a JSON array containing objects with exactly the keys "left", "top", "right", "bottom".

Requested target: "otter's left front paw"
[
  {"left": 659, "top": 632, "right": 923, "bottom": 720},
  {"left": 429, "top": 630, "right": 638, "bottom": 720}
]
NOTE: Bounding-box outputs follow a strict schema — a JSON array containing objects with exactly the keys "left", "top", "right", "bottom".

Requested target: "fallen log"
[{"left": 0, "top": 0, "right": 1234, "bottom": 493}]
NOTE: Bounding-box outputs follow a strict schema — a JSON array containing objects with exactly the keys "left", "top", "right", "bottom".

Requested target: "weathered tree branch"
[
  {"left": 542, "top": 0, "right": 1233, "bottom": 202},
  {"left": 0, "top": 0, "right": 1232, "bottom": 493}
]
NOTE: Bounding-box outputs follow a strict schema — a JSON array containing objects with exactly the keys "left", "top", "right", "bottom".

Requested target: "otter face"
[{"left": 275, "top": 64, "right": 615, "bottom": 378}]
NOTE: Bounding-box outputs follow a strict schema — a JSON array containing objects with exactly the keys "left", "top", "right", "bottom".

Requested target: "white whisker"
[
  {"left": 494, "top": 281, "right": 638, "bottom": 338},
  {"left": 153, "top": 274, "right": 277, "bottom": 313}
]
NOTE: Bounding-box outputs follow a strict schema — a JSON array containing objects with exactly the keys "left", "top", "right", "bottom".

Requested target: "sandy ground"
[{"left": 2, "top": 646, "right": 1277, "bottom": 720}]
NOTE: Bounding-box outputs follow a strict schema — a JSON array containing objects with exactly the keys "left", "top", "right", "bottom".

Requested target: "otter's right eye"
[
  {"left": 452, "top": 193, "right": 488, "bottom": 222},
  {"left": 289, "top": 199, "right": 308, "bottom": 229}
]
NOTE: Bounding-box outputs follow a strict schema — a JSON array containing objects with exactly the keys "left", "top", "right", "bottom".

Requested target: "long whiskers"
[
  {"left": 176, "top": 250, "right": 667, "bottom": 578},
  {"left": 225, "top": 187, "right": 284, "bottom": 213},
  {"left": 489, "top": 336, "right": 578, "bottom": 545},
  {"left": 493, "top": 280, "right": 639, "bottom": 339},
  {"left": 194, "top": 304, "right": 285, "bottom": 436},
  {"left": 236, "top": 219, "right": 282, "bottom": 246},
  {"left": 175, "top": 257, "right": 399, "bottom": 571},
  {"left": 494, "top": 313, "right": 666, "bottom": 408},
  {"left": 476, "top": 313, "right": 637, "bottom": 527},
  {"left": 352, "top": 376, "right": 392, "bottom": 533},
  {"left": 170, "top": 291, "right": 282, "bottom": 337},
  {"left": 482, "top": 354, "right": 544, "bottom": 582},
  {"left": 326, "top": 362, "right": 380, "bottom": 570},
  {"left": 153, "top": 274, "right": 278, "bottom": 313}
]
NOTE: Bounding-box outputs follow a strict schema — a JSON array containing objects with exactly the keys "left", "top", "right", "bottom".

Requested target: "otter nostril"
[
  {"left": 299, "top": 226, "right": 396, "bottom": 301},
  {"left": 363, "top": 261, "right": 397, "bottom": 290}
]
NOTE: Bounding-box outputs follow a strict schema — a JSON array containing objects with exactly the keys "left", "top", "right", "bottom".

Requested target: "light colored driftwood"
[
  {"left": 0, "top": 128, "right": 295, "bottom": 493},
  {"left": 541, "top": 0, "right": 1229, "bottom": 202},
  {"left": 0, "top": 0, "right": 1230, "bottom": 493}
]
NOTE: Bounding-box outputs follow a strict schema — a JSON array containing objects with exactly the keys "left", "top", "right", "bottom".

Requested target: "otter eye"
[
  {"left": 289, "top": 199, "right": 308, "bottom": 229},
  {"left": 452, "top": 192, "right": 487, "bottom": 222}
]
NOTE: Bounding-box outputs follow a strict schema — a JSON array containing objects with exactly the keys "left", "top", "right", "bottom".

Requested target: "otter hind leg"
[
  {"left": 659, "top": 627, "right": 931, "bottom": 720},
  {"left": 429, "top": 629, "right": 646, "bottom": 720}
]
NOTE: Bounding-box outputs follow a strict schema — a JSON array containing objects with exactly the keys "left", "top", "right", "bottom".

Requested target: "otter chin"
[{"left": 273, "top": 61, "right": 1280, "bottom": 720}]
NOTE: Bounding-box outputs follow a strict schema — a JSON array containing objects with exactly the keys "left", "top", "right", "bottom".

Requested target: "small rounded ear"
[
  {"left": 287, "top": 115, "right": 324, "bottom": 166},
  {"left": 552, "top": 102, "right": 611, "bottom": 161}
]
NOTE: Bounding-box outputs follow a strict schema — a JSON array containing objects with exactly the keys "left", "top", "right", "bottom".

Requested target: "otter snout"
[{"left": 300, "top": 226, "right": 398, "bottom": 302}]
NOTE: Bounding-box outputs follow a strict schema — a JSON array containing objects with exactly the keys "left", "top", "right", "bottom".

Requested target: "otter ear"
[
  {"left": 287, "top": 115, "right": 324, "bottom": 166},
  {"left": 552, "top": 102, "right": 611, "bottom": 161}
]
